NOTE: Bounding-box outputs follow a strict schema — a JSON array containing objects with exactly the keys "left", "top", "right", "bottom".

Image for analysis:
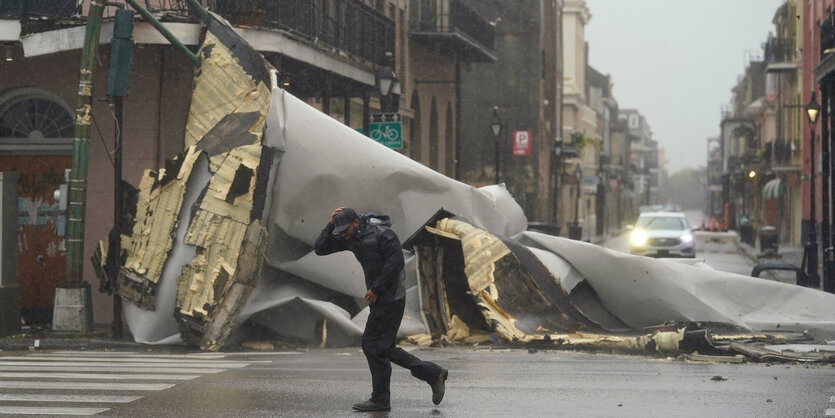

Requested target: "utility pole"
[{"left": 53, "top": 0, "right": 106, "bottom": 332}]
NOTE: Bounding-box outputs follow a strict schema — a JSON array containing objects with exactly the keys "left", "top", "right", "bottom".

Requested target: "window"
[{"left": 0, "top": 88, "right": 74, "bottom": 155}]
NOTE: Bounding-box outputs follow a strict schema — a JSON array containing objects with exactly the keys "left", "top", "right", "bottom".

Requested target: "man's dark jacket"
[{"left": 314, "top": 213, "right": 407, "bottom": 305}]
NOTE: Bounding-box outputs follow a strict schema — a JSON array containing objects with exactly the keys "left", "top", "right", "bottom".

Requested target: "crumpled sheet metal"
[
  {"left": 405, "top": 214, "right": 835, "bottom": 356},
  {"left": 113, "top": 9, "right": 835, "bottom": 353},
  {"left": 515, "top": 232, "right": 835, "bottom": 341},
  {"left": 111, "top": 11, "right": 529, "bottom": 348}
]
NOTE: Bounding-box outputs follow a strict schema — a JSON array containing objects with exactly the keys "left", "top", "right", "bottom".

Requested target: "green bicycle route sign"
[{"left": 368, "top": 113, "right": 402, "bottom": 149}]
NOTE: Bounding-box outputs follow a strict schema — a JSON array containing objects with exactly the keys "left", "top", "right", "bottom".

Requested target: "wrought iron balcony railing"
[
  {"left": 409, "top": 0, "right": 495, "bottom": 62},
  {"left": 7, "top": 0, "right": 395, "bottom": 69},
  {"left": 0, "top": 0, "right": 78, "bottom": 19},
  {"left": 764, "top": 37, "right": 796, "bottom": 63},
  {"left": 215, "top": 0, "right": 395, "bottom": 66}
]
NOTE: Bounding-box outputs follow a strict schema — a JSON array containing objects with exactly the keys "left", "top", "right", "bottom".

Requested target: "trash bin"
[
  {"left": 739, "top": 222, "right": 754, "bottom": 246},
  {"left": 568, "top": 221, "right": 582, "bottom": 240},
  {"left": 760, "top": 226, "right": 778, "bottom": 254},
  {"left": 527, "top": 222, "right": 561, "bottom": 236}
]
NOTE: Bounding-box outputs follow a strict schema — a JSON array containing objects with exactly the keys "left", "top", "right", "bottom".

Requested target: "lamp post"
[
  {"left": 376, "top": 52, "right": 399, "bottom": 113},
  {"left": 553, "top": 137, "right": 563, "bottom": 229},
  {"left": 805, "top": 91, "right": 821, "bottom": 288},
  {"left": 821, "top": 87, "right": 833, "bottom": 292},
  {"left": 568, "top": 164, "right": 583, "bottom": 240},
  {"left": 490, "top": 106, "right": 503, "bottom": 184}
]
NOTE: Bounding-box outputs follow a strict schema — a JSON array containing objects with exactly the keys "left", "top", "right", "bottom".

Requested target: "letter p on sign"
[{"left": 513, "top": 130, "right": 531, "bottom": 156}]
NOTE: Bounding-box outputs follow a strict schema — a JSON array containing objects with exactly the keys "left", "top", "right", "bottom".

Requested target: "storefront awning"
[{"left": 762, "top": 178, "right": 784, "bottom": 199}]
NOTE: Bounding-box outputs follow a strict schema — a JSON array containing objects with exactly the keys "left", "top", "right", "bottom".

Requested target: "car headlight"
[
  {"left": 680, "top": 233, "right": 693, "bottom": 243},
  {"left": 630, "top": 230, "right": 648, "bottom": 246}
]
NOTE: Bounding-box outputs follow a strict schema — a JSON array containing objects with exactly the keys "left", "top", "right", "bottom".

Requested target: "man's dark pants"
[{"left": 362, "top": 297, "right": 441, "bottom": 404}]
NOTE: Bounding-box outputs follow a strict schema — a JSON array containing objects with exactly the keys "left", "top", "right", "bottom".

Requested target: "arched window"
[
  {"left": 0, "top": 88, "right": 74, "bottom": 155},
  {"left": 409, "top": 90, "right": 421, "bottom": 161},
  {"left": 429, "top": 97, "right": 438, "bottom": 169},
  {"left": 445, "top": 103, "right": 454, "bottom": 175}
]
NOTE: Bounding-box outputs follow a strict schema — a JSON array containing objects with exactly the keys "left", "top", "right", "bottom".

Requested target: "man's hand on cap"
[{"left": 330, "top": 207, "right": 344, "bottom": 225}]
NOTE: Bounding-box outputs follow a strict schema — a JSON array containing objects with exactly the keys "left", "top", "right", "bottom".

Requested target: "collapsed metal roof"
[{"left": 93, "top": 10, "right": 835, "bottom": 363}]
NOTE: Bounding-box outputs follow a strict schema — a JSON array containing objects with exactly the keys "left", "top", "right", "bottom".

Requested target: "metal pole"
[
  {"left": 823, "top": 83, "right": 832, "bottom": 289},
  {"left": 110, "top": 96, "right": 123, "bottom": 339},
  {"left": 124, "top": 0, "right": 200, "bottom": 67},
  {"left": 809, "top": 120, "right": 820, "bottom": 287},
  {"left": 574, "top": 176, "right": 580, "bottom": 224},
  {"left": 65, "top": 0, "right": 105, "bottom": 284},
  {"left": 495, "top": 137, "right": 499, "bottom": 184}
]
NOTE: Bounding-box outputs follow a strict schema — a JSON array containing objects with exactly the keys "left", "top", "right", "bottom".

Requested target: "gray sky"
[{"left": 585, "top": 0, "right": 785, "bottom": 174}]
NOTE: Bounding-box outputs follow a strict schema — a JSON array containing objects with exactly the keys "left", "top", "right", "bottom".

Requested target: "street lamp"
[
  {"left": 805, "top": 91, "right": 821, "bottom": 288},
  {"left": 490, "top": 106, "right": 503, "bottom": 184},
  {"left": 376, "top": 52, "right": 399, "bottom": 113}
]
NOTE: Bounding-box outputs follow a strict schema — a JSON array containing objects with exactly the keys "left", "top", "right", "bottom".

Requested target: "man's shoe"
[
  {"left": 352, "top": 399, "right": 391, "bottom": 412},
  {"left": 431, "top": 368, "right": 448, "bottom": 405}
]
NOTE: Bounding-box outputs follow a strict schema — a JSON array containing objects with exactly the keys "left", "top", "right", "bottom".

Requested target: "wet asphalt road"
[{"left": 87, "top": 347, "right": 835, "bottom": 417}]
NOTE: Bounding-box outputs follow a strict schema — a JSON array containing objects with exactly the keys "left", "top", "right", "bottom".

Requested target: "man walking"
[{"left": 314, "top": 207, "right": 448, "bottom": 412}]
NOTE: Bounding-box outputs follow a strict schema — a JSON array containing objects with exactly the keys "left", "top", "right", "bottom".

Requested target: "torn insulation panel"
[
  {"left": 115, "top": 146, "right": 201, "bottom": 310},
  {"left": 95, "top": 11, "right": 276, "bottom": 350},
  {"left": 404, "top": 212, "right": 598, "bottom": 343}
]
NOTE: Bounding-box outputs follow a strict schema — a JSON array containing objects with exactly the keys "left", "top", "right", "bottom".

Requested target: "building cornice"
[{"left": 563, "top": 0, "right": 591, "bottom": 24}]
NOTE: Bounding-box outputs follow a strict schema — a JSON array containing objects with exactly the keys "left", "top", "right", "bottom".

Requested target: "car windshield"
[{"left": 636, "top": 216, "right": 687, "bottom": 231}]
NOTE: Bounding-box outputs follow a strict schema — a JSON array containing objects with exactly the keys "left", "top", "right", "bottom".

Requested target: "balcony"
[
  {"left": 764, "top": 36, "right": 797, "bottom": 73},
  {"left": 213, "top": 0, "right": 395, "bottom": 67},
  {"left": 0, "top": 0, "right": 77, "bottom": 19},
  {"left": 770, "top": 139, "right": 800, "bottom": 170},
  {"left": 408, "top": 0, "right": 496, "bottom": 62}
]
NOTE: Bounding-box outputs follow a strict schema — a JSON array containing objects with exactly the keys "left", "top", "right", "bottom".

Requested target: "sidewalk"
[
  {"left": 0, "top": 323, "right": 153, "bottom": 352},
  {"left": 738, "top": 241, "right": 804, "bottom": 284}
]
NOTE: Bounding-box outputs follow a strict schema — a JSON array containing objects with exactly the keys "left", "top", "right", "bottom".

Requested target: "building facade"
[
  {"left": 0, "top": 0, "right": 495, "bottom": 325},
  {"left": 457, "top": 0, "right": 564, "bottom": 227}
]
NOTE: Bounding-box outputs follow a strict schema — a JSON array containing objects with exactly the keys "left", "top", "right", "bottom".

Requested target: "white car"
[{"left": 628, "top": 211, "right": 695, "bottom": 258}]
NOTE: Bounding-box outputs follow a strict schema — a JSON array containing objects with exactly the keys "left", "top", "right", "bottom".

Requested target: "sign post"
[{"left": 368, "top": 113, "right": 402, "bottom": 149}]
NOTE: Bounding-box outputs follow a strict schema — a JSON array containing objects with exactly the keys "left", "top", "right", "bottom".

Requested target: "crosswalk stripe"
[
  {"left": 830, "top": 395, "right": 835, "bottom": 403},
  {"left": 0, "top": 365, "right": 225, "bottom": 373},
  {"left": 0, "top": 393, "right": 142, "bottom": 403},
  {"left": 0, "top": 372, "right": 199, "bottom": 380},
  {"left": 50, "top": 351, "right": 228, "bottom": 359},
  {"left": 826, "top": 408, "right": 835, "bottom": 416},
  {"left": 0, "top": 361, "right": 248, "bottom": 368},
  {"left": 0, "top": 406, "right": 109, "bottom": 415},
  {"left": 0, "top": 350, "right": 262, "bottom": 416},
  {"left": 20, "top": 355, "right": 240, "bottom": 363},
  {"left": 20, "top": 355, "right": 272, "bottom": 364},
  {"left": 0, "top": 381, "right": 173, "bottom": 390}
]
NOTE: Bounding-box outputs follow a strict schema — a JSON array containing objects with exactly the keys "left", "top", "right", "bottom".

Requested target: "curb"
[{"left": 0, "top": 336, "right": 151, "bottom": 352}]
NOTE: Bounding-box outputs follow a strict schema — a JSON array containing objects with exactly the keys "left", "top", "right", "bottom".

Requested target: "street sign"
[
  {"left": 513, "top": 130, "right": 531, "bottom": 156},
  {"left": 368, "top": 113, "right": 402, "bottom": 149}
]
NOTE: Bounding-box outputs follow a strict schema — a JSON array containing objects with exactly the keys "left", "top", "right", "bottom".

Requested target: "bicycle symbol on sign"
[{"left": 370, "top": 125, "right": 400, "bottom": 142}]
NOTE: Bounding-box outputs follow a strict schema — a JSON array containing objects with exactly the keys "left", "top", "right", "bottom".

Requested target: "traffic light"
[{"left": 106, "top": 9, "right": 135, "bottom": 97}]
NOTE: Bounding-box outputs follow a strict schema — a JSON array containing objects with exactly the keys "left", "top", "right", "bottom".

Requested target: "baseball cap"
[{"left": 332, "top": 208, "right": 358, "bottom": 235}]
